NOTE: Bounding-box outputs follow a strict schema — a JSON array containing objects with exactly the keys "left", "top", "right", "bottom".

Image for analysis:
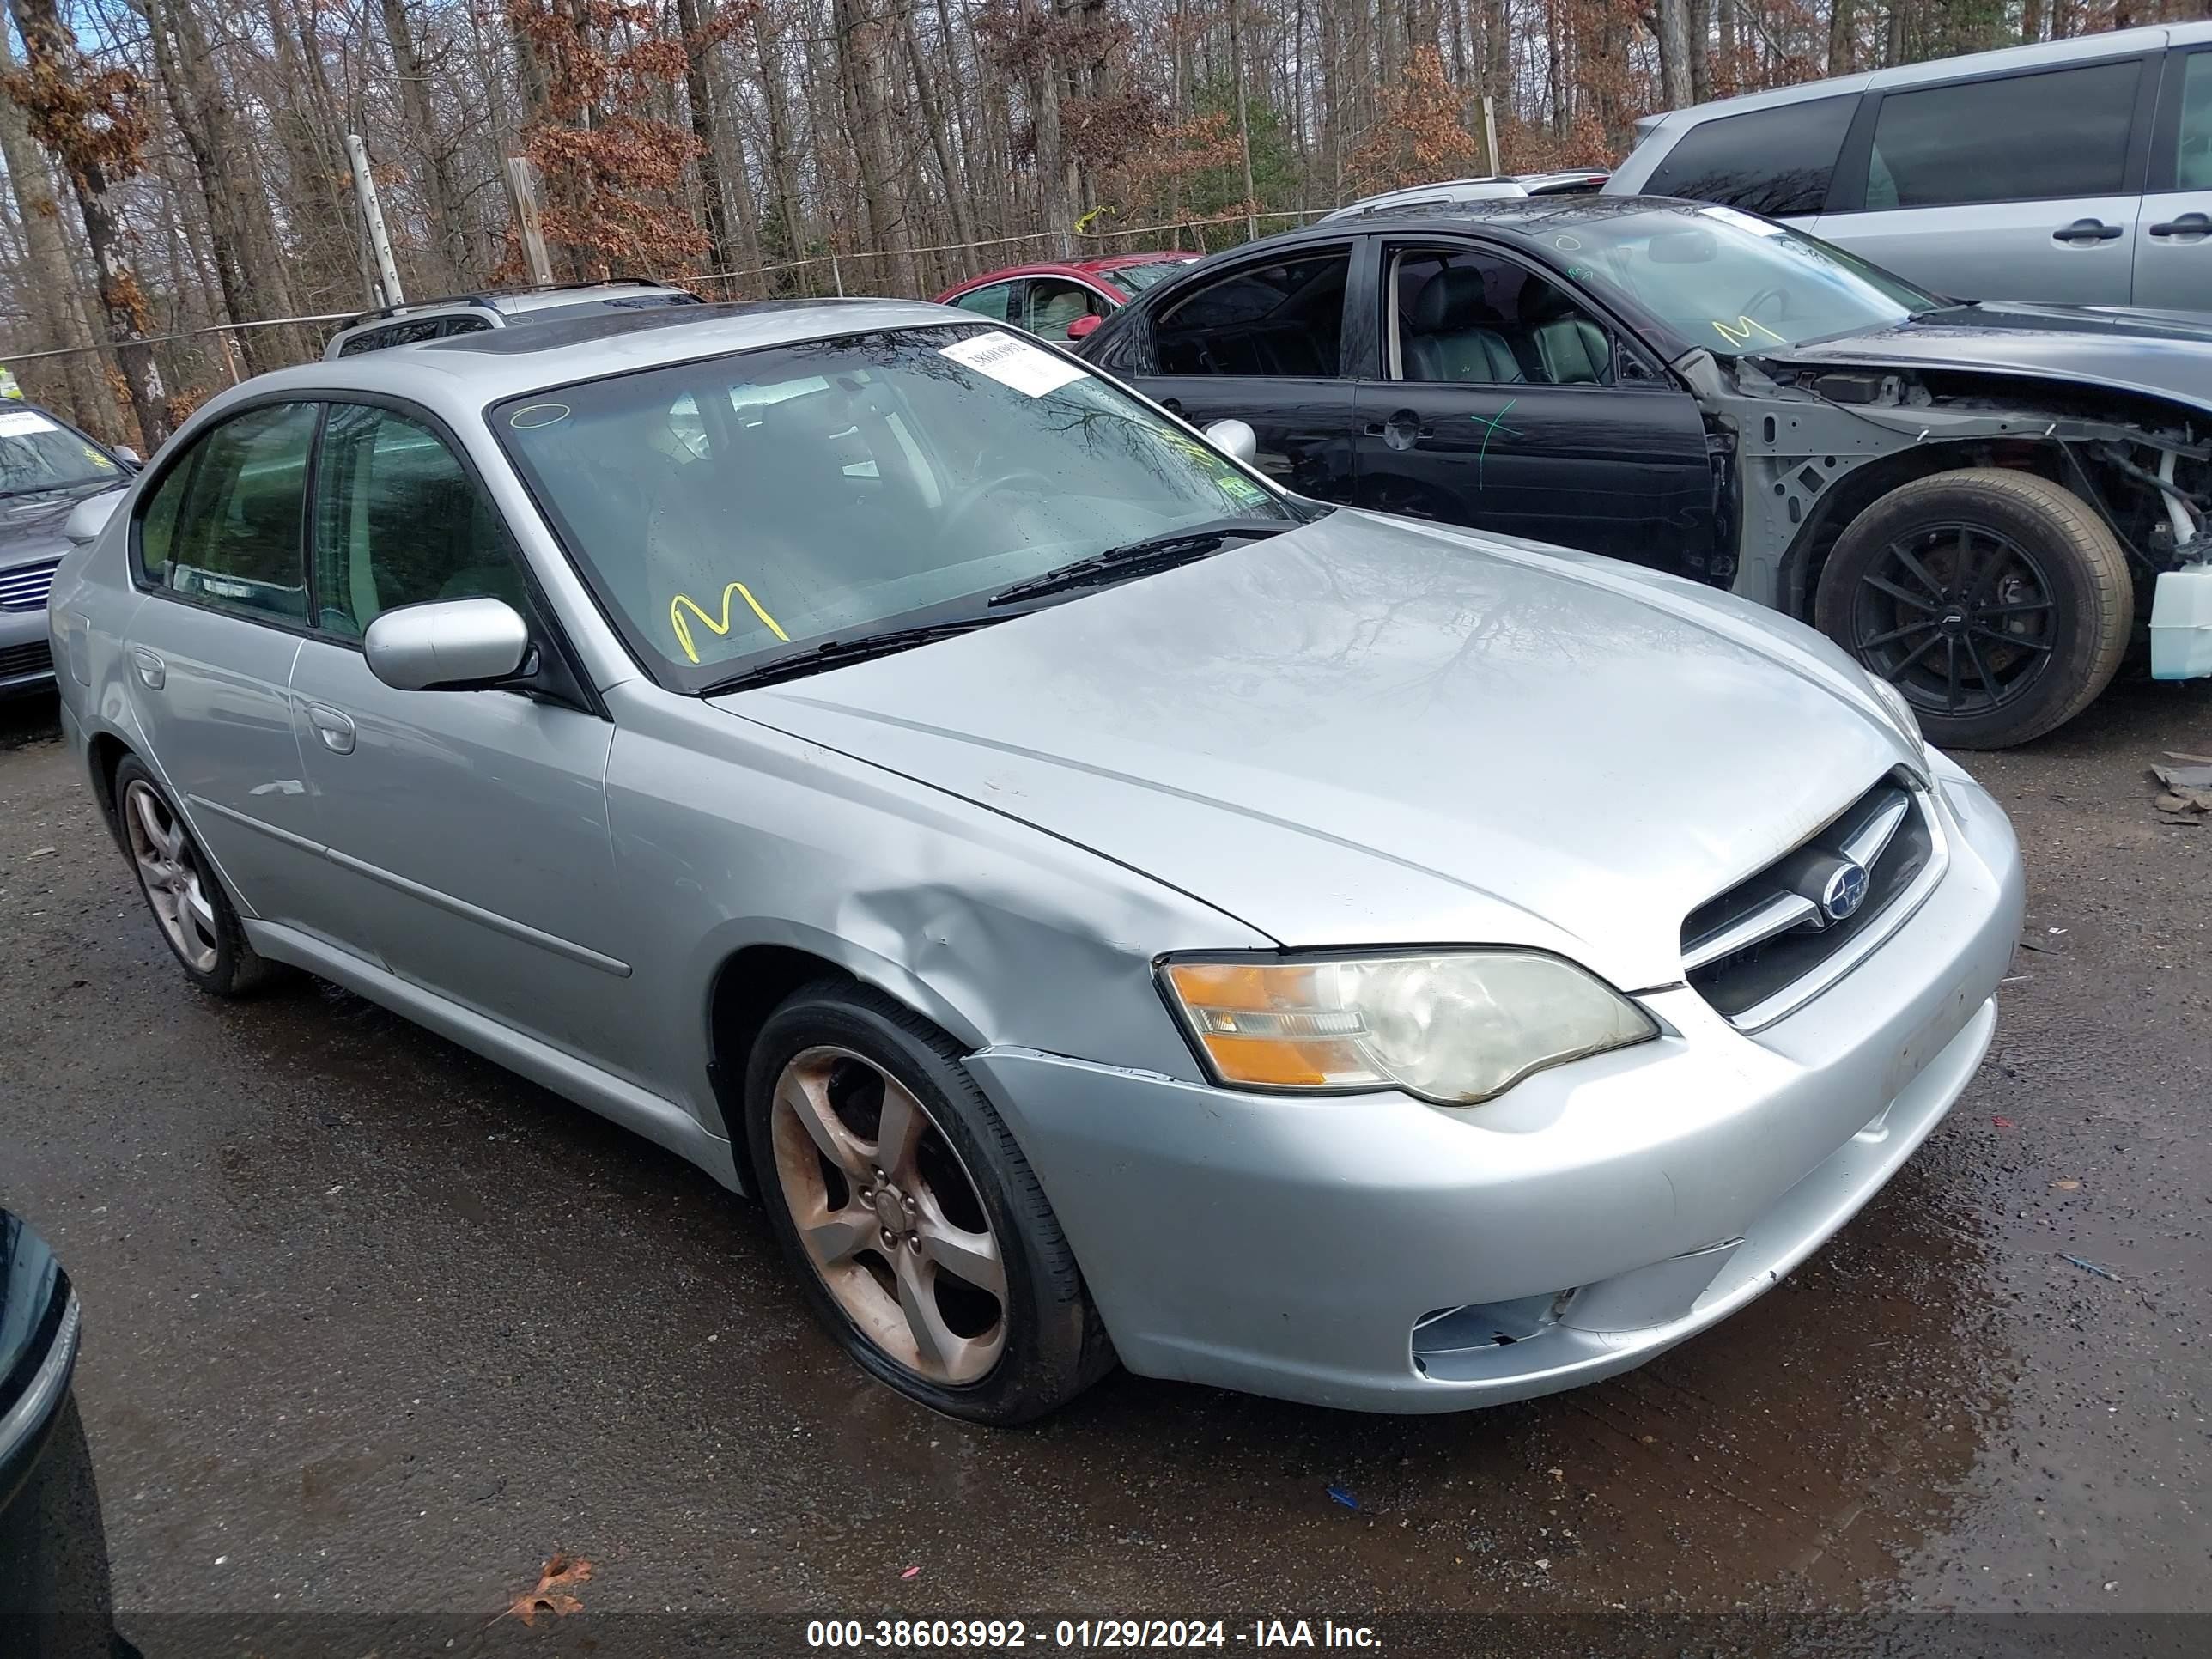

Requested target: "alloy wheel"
[
  {"left": 769, "top": 1045, "right": 1008, "bottom": 1385},
  {"left": 1850, "top": 521, "right": 2057, "bottom": 717},
  {"left": 121, "top": 780, "right": 220, "bottom": 975}
]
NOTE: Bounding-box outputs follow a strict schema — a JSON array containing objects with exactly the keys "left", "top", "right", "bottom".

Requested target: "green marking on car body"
[{"left": 1470, "top": 399, "right": 1522, "bottom": 489}]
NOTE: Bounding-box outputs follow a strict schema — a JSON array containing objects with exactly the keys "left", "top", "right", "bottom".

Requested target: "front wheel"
[
  {"left": 1814, "top": 468, "right": 2133, "bottom": 749},
  {"left": 743, "top": 980, "right": 1111, "bottom": 1424}
]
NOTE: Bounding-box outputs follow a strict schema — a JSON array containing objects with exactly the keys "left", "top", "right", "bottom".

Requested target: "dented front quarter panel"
[{"left": 599, "top": 680, "right": 1273, "bottom": 1126}]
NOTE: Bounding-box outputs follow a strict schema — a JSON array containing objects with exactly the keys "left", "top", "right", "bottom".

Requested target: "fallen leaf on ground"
[
  {"left": 496, "top": 1552, "right": 593, "bottom": 1627},
  {"left": 2052, "top": 1179, "right": 2081, "bottom": 1191},
  {"left": 1991, "top": 1115, "right": 2016, "bottom": 1129},
  {"left": 27, "top": 847, "right": 55, "bottom": 859},
  {"left": 902, "top": 1565, "right": 921, "bottom": 1580}
]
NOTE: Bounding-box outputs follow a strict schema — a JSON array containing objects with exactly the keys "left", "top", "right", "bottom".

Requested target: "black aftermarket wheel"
[{"left": 1814, "top": 467, "right": 2132, "bottom": 749}]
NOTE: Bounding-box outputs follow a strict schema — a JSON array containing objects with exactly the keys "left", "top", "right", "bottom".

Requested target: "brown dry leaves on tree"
[
  {"left": 1346, "top": 46, "right": 1480, "bottom": 196},
  {"left": 495, "top": 1551, "right": 594, "bottom": 1627},
  {"left": 1, "top": 46, "right": 149, "bottom": 191}
]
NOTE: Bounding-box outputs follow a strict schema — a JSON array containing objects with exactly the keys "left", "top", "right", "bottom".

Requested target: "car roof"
[
  {"left": 202, "top": 298, "right": 970, "bottom": 427},
  {"left": 940, "top": 252, "right": 1197, "bottom": 291},
  {"left": 332, "top": 279, "right": 695, "bottom": 332},
  {"left": 1636, "top": 18, "right": 2208, "bottom": 133}
]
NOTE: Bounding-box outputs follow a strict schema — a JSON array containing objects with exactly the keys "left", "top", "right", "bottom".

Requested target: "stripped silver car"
[{"left": 48, "top": 301, "right": 2023, "bottom": 1421}]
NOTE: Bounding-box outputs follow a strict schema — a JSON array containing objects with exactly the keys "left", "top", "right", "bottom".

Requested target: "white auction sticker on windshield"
[
  {"left": 940, "top": 331, "right": 1086, "bottom": 398},
  {"left": 0, "top": 410, "right": 61, "bottom": 438}
]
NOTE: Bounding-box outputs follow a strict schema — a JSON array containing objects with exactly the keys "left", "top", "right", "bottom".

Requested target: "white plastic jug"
[{"left": 2151, "top": 564, "right": 2212, "bottom": 682}]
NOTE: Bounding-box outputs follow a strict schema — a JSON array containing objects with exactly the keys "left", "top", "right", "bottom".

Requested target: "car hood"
[
  {"left": 714, "top": 512, "right": 1918, "bottom": 992},
  {"left": 0, "top": 489, "right": 87, "bottom": 569},
  {"left": 1765, "top": 302, "right": 2212, "bottom": 417}
]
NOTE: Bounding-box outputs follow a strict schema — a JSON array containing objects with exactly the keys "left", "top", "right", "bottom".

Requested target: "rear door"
[
  {"left": 1117, "top": 240, "right": 1361, "bottom": 503},
  {"left": 119, "top": 401, "right": 350, "bottom": 943},
  {"left": 2135, "top": 44, "right": 2212, "bottom": 310},
  {"left": 1351, "top": 240, "right": 1718, "bottom": 576},
  {"left": 1813, "top": 52, "right": 2158, "bottom": 303}
]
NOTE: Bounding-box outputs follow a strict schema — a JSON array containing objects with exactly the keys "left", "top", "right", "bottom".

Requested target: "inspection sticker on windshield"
[
  {"left": 941, "top": 331, "right": 1086, "bottom": 398},
  {"left": 0, "top": 410, "right": 60, "bottom": 438}
]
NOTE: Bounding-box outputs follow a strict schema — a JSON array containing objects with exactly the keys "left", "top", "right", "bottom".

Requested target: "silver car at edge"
[{"left": 46, "top": 300, "right": 2025, "bottom": 1422}]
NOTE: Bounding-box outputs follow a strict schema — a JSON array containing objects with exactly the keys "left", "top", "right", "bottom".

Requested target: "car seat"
[
  {"left": 1525, "top": 287, "right": 1613, "bottom": 386},
  {"left": 1405, "top": 269, "right": 1522, "bottom": 383}
]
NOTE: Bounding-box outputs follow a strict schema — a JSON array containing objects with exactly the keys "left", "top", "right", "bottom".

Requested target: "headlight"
[
  {"left": 1864, "top": 673, "right": 1923, "bottom": 749},
  {"left": 1159, "top": 951, "right": 1659, "bottom": 1104}
]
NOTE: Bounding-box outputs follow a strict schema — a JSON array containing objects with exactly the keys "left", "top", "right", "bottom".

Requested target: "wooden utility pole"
[
  {"left": 1228, "top": 0, "right": 1258, "bottom": 241},
  {"left": 347, "top": 133, "right": 405, "bottom": 306},
  {"left": 503, "top": 155, "right": 554, "bottom": 287}
]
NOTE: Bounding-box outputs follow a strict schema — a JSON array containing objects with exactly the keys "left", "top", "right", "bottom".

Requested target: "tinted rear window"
[
  {"left": 1863, "top": 58, "right": 2142, "bottom": 209},
  {"left": 1645, "top": 94, "right": 1858, "bottom": 218}
]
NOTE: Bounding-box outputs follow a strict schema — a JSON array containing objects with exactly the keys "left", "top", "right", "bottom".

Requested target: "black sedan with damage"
[{"left": 1078, "top": 198, "right": 2212, "bottom": 748}]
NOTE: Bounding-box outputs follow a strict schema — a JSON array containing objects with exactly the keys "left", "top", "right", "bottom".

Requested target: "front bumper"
[{"left": 969, "top": 756, "right": 2023, "bottom": 1413}]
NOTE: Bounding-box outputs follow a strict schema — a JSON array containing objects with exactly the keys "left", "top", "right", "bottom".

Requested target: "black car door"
[
  {"left": 1110, "top": 240, "right": 1361, "bottom": 504},
  {"left": 1351, "top": 237, "right": 1720, "bottom": 577}
]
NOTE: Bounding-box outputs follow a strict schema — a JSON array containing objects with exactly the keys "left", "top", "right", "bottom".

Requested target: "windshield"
[
  {"left": 1556, "top": 204, "right": 1944, "bottom": 356},
  {"left": 1104, "top": 260, "right": 1197, "bottom": 295},
  {"left": 0, "top": 407, "right": 123, "bottom": 495},
  {"left": 494, "top": 325, "right": 1297, "bottom": 687}
]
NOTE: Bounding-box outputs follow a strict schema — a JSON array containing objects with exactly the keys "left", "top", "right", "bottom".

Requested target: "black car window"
[
  {"left": 2178, "top": 52, "right": 2212, "bottom": 191},
  {"left": 1863, "top": 59, "right": 2142, "bottom": 210},
  {"left": 310, "top": 404, "right": 526, "bottom": 640},
  {"left": 1155, "top": 246, "right": 1350, "bottom": 378},
  {"left": 134, "top": 402, "right": 317, "bottom": 623},
  {"left": 1644, "top": 94, "right": 1858, "bottom": 218},
  {"left": 1389, "top": 248, "right": 1614, "bottom": 387}
]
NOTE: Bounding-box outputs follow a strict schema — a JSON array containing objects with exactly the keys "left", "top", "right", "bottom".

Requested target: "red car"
[{"left": 933, "top": 252, "right": 1201, "bottom": 343}]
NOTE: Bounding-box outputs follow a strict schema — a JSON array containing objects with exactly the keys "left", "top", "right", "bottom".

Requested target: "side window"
[
  {"left": 1154, "top": 246, "right": 1351, "bottom": 378},
  {"left": 1390, "top": 248, "right": 1615, "bottom": 387},
  {"left": 1644, "top": 94, "right": 1858, "bottom": 217},
  {"left": 2177, "top": 52, "right": 2212, "bottom": 191},
  {"left": 1023, "top": 277, "right": 1104, "bottom": 340},
  {"left": 951, "top": 283, "right": 1014, "bottom": 321},
  {"left": 311, "top": 404, "right": 524, "bottom": 640},
  {"left": 1863, "top": 59, "right": 2142, "bottom": 210},
  {"left": 134, "top": 402, "right": 316, "bottom": 623}
]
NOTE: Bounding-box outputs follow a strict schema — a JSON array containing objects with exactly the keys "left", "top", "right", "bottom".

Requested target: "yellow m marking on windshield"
[
  {"left": 670, "top": 582, "right": 788, "bottom": 663},
  {"left": 1712, "top": 315, "right": 1788, "bottom": 348}
]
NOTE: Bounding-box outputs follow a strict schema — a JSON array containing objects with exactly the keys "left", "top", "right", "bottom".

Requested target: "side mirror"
[
  {"left": 112, "top": 444, "right": 141, "bottom": 466},
  {"left": 63, "top": 488, "right": 125, "bottom": 545},
  {"left": 1204, "top": 418, "right": 1258, "bottom": 466},
  {"left": 363, "top": 597, "right": 532, "bottom": 691},
  {"left": 1066, "top": 313, "right": 1104, "bottom": 343}
]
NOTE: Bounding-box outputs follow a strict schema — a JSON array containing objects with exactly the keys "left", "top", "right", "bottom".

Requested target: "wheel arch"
[{"left": 702, "top": 927, "right": 992, "bottom": 1196}]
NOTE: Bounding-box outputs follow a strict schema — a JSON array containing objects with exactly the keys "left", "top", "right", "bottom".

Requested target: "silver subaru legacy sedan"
[{"left": 47, "top": 301, "right": 2024, "bottom": 1423}]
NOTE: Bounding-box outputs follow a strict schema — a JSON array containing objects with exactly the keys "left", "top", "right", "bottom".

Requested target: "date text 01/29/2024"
[{"left": 805, "top": 1619, "right": 1382, "bottom": 1650}]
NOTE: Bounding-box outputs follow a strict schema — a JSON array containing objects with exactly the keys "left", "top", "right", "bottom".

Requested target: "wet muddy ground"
[{"left": 3, "top": 677, "right": 2208, "bottom": 1638}]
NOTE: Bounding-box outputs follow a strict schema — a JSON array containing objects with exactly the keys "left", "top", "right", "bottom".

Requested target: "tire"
[
  {"left": 1814, "top": 467, "right": 2133, "bottom": 749},
  {"left": 111, "top": 756, "right": 281, "bottom": 998},
  {"left": 743, "top": 978, "right": 1111, "bottom": 1424}
]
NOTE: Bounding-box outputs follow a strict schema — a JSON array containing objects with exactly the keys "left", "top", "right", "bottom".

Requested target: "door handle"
[
  {"left": 2052, "top": 217, "right": 2124, "bottom": 242},
  {"left": 127, "top": 645, "right": 164, "bottom": 690},
  {"left": 305, "top": 702, "right": 356, "bottom": 756},
  {"left": 2148, "top": 212, "right": 2212, "bottom": 239}
]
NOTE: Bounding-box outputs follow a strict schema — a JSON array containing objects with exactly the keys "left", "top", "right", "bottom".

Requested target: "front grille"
[
  {"left": 0, "top": 639, "right": 53, "bottom": 681},
  {"left": 1681, "top": 770, "right": 1938, "bottom": 1027},
  {"left": 0, "top": 557, "right": 60, "bottom": 611}
]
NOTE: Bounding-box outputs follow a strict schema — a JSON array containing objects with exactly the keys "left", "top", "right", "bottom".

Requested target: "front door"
[
  {"left": 1352, "top": 243, "right": 1717, "bottom": 575},
  {"left": 120, "top": 399, "right": 345, "bottom": 941},
  {"left": 284, "top": 400, "right": 637, "bottom": 1080},
  {"left": 2135, "top": 46, "right": 2212, "bottom": 312},
  {"left": 1124, "top": 241, "right": 1360, "bottom": 504}
]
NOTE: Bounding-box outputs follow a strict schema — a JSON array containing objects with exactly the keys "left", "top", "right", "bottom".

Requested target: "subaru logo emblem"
[{"left": 1821, "top": 860, "right": 1870, "bottom": 922}]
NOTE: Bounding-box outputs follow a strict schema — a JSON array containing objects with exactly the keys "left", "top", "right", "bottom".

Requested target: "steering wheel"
[
  {"left": 1743, "top": 284, "right": 1792, "bottom": 323},
  {"left": 935, "top": 468, "right": 1059, "bottom": 554}
]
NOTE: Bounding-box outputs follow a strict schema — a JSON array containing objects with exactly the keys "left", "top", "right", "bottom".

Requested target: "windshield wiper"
[
  {"left": 987, "top": 517, "right": 1296, "bottom": 607},
  {"left": 697, "top": 616, "right": 1006, "bottom": 695},
  {"left": 0, "top": 478, "right": 111, "bottom": 501}
]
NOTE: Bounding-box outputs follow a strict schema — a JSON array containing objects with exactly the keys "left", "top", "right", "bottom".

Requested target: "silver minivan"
[{"left": 1607, "top": 21, "right": 2212, "bottom": 308}]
